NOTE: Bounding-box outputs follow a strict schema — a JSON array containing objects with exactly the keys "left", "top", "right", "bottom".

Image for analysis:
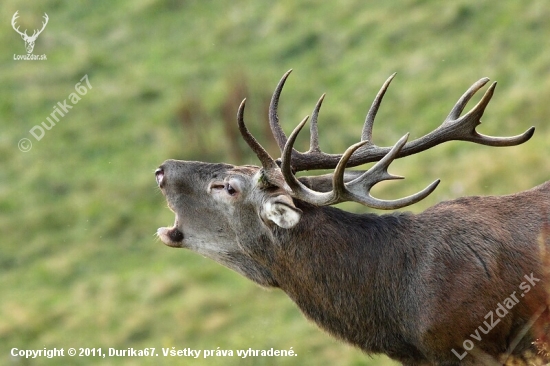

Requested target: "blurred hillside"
[{"left": 1, "top": 0, "right": 549, "bottom": 365}]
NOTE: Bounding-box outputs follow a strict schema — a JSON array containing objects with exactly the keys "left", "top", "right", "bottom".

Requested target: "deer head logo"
[{"left": 11, "top": 11, "right": 49, "bottom": 54}]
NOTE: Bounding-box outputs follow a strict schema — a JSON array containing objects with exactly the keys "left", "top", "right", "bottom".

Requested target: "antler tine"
[
  {"left": 281, "top": 115, "right": 313, "bottom": 191},
  {"left": 331, "top": 140, "right": 371, "bottom": 204},
  {"left": 269, "top": 70, "right": 293, "bottom": 153},
  {"left": 361, "top": 73, "right": 396, "bottom": 142},
  {"left": 308, "top": 94, "right": 325, "bottom": 153},
  {"left": 344, "top": 134, "right": 440, "bottom": 209},
  {"left": 237, "top": 99, "right": 278, "bottom": 170},
  {"left": 445, "top": 77, "right": 489, "bottom": 122},
  {"left": 281, "top": 115, "right": 338, "bottom": 205}
]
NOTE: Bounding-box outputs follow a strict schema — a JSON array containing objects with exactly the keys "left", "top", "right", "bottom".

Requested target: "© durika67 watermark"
[{"left": 18, "top": 75, "right": 92, "bottom": 152}]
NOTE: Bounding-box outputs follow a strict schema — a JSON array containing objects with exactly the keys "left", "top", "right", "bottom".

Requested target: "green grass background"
[{"left": 2, "top": 0, "right": 550, "bottom": 365}]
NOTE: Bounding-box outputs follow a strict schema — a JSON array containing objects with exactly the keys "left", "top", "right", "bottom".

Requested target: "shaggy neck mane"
[{"left": 262, "top": 202, "right": 420, "bottom": 353}]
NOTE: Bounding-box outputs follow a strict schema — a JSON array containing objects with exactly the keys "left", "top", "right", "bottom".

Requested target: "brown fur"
[{"left": 155, "top": 160, "right": 550, "bottom": 365}]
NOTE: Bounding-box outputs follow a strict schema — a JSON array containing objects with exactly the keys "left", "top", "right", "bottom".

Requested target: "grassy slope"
[{"left": 1, "top": 0, "right": 550, "bottom": 365}]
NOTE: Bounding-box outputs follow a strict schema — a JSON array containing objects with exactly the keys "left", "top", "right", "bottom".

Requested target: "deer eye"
[
  {"left": 225, "top": 183, "right": 237, "bottom": 196},
  {"left": 210, "top": 184, "right": 225, "bottom": 191}
]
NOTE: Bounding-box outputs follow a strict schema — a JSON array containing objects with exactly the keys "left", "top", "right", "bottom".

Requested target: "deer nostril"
[{"left": 155, "top": 168, "right": 164, "bottom": 187}]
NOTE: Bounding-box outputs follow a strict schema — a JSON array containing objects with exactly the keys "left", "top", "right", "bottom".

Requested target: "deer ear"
[{"left": 262, "top": 195, "right": 302, "bottom": 229}]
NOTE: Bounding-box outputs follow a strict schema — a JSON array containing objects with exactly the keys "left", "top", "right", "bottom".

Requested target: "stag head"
[
  {"left": 11, "top": 11, "right": 49, "bottom": 54},
  {"left": 155, "top": 161, "right": 299, "bottom": 285}
]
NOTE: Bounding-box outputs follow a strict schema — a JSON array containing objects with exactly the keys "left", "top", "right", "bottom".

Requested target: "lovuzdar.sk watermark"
[
  {"left": 18, "top": 75, "right": 92, "bottom": 152},
  {"left": 12, "top": 11, "right": 48, "bottom": 61},
  {"left": 452, "top": 272, "right": 541, "bottom": 360}
]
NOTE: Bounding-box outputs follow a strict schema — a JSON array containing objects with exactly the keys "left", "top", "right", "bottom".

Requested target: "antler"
[
  {"left": 238, "top": 70, "right": 535, "bottom": 209},
  {"left": 237, "top": 99, "right": 278, "bottom": 171},
  {"left": 270, "top": 70, "right": 535, "bottom": 172}
]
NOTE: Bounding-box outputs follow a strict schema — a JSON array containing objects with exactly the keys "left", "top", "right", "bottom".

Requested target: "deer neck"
[{"left": 267, "top": 204, "right": 418, "bottom": 349}]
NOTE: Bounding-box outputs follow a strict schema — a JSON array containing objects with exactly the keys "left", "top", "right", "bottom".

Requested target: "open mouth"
[
  {"left": 155, "top": 167, "right": 164, "bottom": 187},
  {"left": 155, "top": 166, "right": 184, "bottom": 247},
  {"left": 155, "top": 166, "right": 181, "bottom": 247}
]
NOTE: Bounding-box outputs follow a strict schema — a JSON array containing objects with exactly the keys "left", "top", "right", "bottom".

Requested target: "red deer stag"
[{"left": 155, "top": 70, "right": 549, "bottom": 365}]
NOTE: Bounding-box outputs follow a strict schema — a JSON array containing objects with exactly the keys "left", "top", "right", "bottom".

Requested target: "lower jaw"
[{"left": 157, "top": 226, "right": 184, "bottom": 247}]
